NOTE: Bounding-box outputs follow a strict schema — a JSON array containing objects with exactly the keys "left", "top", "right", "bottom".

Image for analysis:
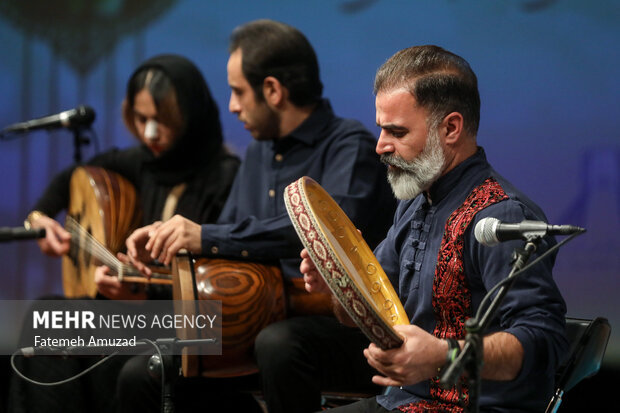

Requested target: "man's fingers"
[
  {"left": 162, "top": 238, "right": 184, "bottom": 266},
  {"left": 371, "top": 375, "right": 402, "bottom": 387},
  {"left": 126, "top": 252, "right": 152, "bottom": 276},
  {"left": 147, "top": 223, "right": 175, "bottom": 259},
  {"left": 126, "top": 226, "right": 150, "bottom": 258},
  {"left": 116, "top": 252, "right": 130, "bottom": 264},
  {"left": 365, "top": 344, "right": 396, "bottom": 366},
  {"left": 159, "top": 233, "right": 180, "bottom": 265}
]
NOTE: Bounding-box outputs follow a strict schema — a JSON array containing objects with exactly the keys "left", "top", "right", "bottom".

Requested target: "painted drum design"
[{"left": 284, "top": 176, "right": 408, "bottom": 349}]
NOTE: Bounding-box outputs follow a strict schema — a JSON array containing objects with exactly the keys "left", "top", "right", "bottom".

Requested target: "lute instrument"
[{"left": 62, "top": 166, "right": 149, "bottom": 297}]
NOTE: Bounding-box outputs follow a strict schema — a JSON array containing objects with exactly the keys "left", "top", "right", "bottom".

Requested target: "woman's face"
[{"left": 132, "top": 89, "right": 178, "bottom": 156}]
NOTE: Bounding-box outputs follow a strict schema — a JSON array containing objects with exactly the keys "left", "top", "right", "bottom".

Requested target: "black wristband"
[{"left": 445, "top": 338, "right": 460, "bottom": 362}]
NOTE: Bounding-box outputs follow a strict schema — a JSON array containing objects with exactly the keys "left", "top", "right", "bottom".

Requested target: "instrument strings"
[{"left": 65, "top": 216, "right": 142, "bottom": 279}]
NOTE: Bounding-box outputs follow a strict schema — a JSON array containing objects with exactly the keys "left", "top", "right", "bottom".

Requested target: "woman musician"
[
  {"left": 24, "top": 54, "right": 239, "bottom": 300},
  {"left": 9, "top": 54, "right": 239, "bottom": 413}
]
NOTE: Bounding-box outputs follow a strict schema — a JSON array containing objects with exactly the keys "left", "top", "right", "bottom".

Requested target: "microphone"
[
  {"left": 0, "top": 227, "right": 46, "bottom": 243},
  {"left": 474, "top": 217, "right": 585, "bottom": 247},
  {"left": 1, "top": 105, "right": 95, "bottom": 135}
]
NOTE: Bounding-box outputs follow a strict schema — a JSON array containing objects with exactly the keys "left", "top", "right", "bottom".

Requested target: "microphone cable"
[
  {"left": 9, "top": 348, "right": 120, "bottom": 387},
  {"left": 9, "top": 338, "right": 162, "bottom": 388}
]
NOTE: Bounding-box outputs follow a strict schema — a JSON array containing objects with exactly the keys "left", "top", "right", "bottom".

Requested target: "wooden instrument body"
[
  {"left": 173, "top": 256, "right": 286, "bottom": 377},
  {"left": 62, "top": 166, "right": 141, "bottom": 298}
]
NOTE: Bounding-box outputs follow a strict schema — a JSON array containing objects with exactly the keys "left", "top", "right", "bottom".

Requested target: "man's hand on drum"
[
  {"left": 126, "top": 215, "right": 202, "bottom": 274},
  {"left": 95, "top": 258, "right": 147, "bottom": 301},
  {"left": 364, "top": 324, "right": 448, "bottom": 387},
  {"left": 300, "top": 248, "right": 330, "bottom": 295},
  {"left": 31, "top": 214, "right": 71, "bottom": 257}
]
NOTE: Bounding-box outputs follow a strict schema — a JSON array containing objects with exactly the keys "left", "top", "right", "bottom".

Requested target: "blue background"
[{"left": 1, "top": 0, "right": 619, "bottom": 368}]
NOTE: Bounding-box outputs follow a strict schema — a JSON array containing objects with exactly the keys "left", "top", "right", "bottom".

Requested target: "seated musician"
[
  {"left": 10, "top": 54, "right": 239, "bottom": 413},
  {"left": 24, "top": 54, "right": 239, "bottom": 300},
  {"left": 300, "top": 45, "right": 568, "bottom": 412},
  {"left": 119, "top": 19, "right": 397, "bottom": 413}
]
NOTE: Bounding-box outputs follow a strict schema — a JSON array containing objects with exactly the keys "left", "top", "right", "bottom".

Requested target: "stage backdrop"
[{"left": 0, "top": 0, "right": 618, "bottom": 365}]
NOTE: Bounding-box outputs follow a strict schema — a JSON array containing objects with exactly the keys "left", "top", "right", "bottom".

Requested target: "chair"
[{"left": 545, "top": 317, "right": 611, "bottom": 413}]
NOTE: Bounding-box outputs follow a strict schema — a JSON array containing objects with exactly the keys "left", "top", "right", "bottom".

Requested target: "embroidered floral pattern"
[{"left": 398, "top": 177, "right": 508, "bottom": 412}]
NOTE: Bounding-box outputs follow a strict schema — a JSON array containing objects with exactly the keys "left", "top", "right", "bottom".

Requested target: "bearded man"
[{"left": 300, "top": 45, "right": 568, "bottom": 412}]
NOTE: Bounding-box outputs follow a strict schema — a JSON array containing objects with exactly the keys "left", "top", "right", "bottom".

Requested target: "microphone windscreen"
[{"left": 474, "top": 217, "right": 500, "bottom": 246}]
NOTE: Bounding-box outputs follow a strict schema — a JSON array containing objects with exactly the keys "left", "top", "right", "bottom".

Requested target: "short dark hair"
[
  {"left": 229, "top": 19, "right": 323, "bottom": 106},
  {"left": 374, "top": 45, "right": 480, "bottom": 136}
]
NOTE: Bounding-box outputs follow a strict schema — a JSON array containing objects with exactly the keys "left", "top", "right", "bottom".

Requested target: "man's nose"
[
  {"left": 229, "top": 94, "right": 240, "bottom": 113},
  {"left": 376, "top": 131, "right": 394, "bottom": 155}
]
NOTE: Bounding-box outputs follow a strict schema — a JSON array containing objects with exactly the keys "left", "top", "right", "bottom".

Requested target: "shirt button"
[
  {"left": 241, "top": 250, "right": 249, "bottom": 258},
  {"left": 210, "top": 246, "right": 219, "bottom": 254},
  {"left": 274, "top": 154, "right": 283, "bottom": 162},
  {"left": 268, "top": 189, "right": 276, "bottom": 198}
]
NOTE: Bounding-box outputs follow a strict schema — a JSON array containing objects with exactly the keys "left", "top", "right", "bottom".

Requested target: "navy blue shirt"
[
  {"left": 376, "top": 148, "right": 568, "bottom": 412},
  {"left": 200, "top": 99, "right": 397, "bottom": 279}
]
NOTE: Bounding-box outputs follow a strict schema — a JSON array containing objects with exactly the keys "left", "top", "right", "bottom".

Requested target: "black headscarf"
[{"left": 126, "top": 54, "right": 224, "bottom": 185}]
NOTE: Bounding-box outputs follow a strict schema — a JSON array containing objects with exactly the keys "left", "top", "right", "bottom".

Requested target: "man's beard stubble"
[
  {"left": 380, "top": 126, "right": 446, "bottom": 200},
  {"left": 250, "top": 101, "right": 281, "bottom": 141}
]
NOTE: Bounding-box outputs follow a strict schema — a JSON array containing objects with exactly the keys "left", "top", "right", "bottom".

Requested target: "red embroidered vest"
[{"left": 398, "top": 177, "right": 508, "bottom": 413}]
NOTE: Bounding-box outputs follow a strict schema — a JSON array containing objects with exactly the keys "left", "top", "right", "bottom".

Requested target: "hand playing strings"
[
  {"left": 94, "top": 253, "right": 148, "bottom": 300},
  {"left": 125, "top": 222, "right": 160, "bottom": 276},
  {"left": 126, "top": 215, "right": 202, "bottom": 276}
]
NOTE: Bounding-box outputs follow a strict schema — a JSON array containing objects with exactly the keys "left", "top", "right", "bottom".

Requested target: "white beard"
[{"left": 381, "top": 127, "right": 446, "bottom": 200}]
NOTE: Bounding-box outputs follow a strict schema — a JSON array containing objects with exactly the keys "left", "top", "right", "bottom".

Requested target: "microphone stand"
[
  {"left": 440, "top": 238, "right": 541, "bottom": 413},
  {"left": 145, "top": 338, "right": 217, "bottom": 413},
  {"left": 71, "top": 126, "right": 90, "bottom": 164}
]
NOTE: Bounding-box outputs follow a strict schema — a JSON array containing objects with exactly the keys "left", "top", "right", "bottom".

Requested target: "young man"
[
  {"left": 126, "top": 19, "right": 394, "bottom": 282},
  {"left": 120, "top": 20, "right": 396, "bottom": 412},
  {"left": 301, "top": 45, "right": 568, "bottom": 412}
]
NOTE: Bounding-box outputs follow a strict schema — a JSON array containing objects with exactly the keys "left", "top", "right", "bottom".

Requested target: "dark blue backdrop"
[{"left": 1, "top": 0, "right": 619, "bottom": 365}]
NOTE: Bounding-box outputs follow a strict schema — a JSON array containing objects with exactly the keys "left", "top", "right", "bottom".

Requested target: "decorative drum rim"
[{"left": 284, "top": 176, "right": 407, "bottom": 349}]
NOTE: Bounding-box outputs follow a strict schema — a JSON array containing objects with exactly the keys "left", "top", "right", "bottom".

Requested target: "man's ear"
[
  {"left": 441, "top": 112, "right": 464, "bottom": 145},
  {"left": 263, "top": 76, "right": 285, "bottom": 107}
]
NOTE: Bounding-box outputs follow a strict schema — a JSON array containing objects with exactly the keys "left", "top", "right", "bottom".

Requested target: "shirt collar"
[
  {"left": 278, "top": 98, "right": 334, "bottom": 147},
  {"left": 426, "top": 147, "right": 488, "bottom": 205}
]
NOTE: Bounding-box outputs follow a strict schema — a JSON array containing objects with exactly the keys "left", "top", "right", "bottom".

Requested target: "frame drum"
[{"left": 284, "top": 176, "right": 408, "bottom": 349}]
